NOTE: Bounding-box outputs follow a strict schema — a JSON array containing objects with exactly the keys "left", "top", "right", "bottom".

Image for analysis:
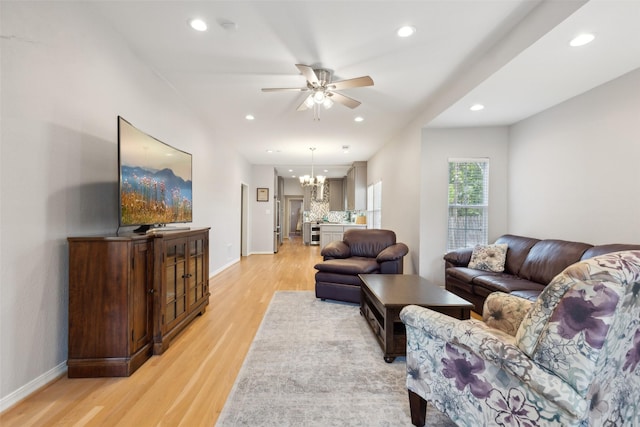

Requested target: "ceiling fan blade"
[
  {"left": 261, "top": 87, "right": 308, "bottom": 92},
  {"left": 295, "top": 64, "right": 319, "bottom": 85},
  {"left": 297, "top": 94, "right": 312, "bottom": 111},
  {"left": 328, "top": 76, "right": 374, "bottom": 90},
  {"left": 329, "top": 92, "right": 361, "bottom": 109}
]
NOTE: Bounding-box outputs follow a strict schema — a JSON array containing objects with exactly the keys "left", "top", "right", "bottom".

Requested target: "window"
[
  {"left": 367, "top": 180, "right": 382, "bottom": 229},
  {"left": 447, "top": 158, "right": 489, "bottom": 250}
]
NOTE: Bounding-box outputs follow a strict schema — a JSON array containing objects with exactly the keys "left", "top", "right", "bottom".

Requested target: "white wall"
[
  {"left": 509, "top": 68, "right": 640, "bottom": 243},
  {"left": 250, "top": 166, "right": 276, "bottom": 254},
  {"left": 377, "top": 68, "right": 640, "bottom": 287},
  {"left": 420, "top": 127, "right": 510, "bottom": 283},
  {"left": 367, "top": 125, "right": 422, "bottom": 274},
  {"left": 0, "top": 2, "right": 250, "bottom": 408},
  {"left": 283, "top": 177, "right": 304, "bottom": 196},
  {"left": 367, "top": 124, "right": 509, "bottom": 282}
]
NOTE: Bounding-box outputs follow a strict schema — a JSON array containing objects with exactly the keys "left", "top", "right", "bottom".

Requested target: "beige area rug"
[{"left": 216, "top": 291, "right": 456, "bottom": 427}]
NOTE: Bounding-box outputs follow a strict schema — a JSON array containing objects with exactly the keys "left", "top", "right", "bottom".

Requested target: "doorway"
[
  {"left": 240, "top": 183, "right": 249, "bottom": 257},
  {"left": 290, "top": 199, "right": 303, "bottom": 236},
  {"left": 284, "top": 196, "right": 303, "bottom": 240}
]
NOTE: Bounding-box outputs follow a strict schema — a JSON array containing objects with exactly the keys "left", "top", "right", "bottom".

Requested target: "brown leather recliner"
[{"left": 314, "top": 229, "right": 409, "bottom": 303}]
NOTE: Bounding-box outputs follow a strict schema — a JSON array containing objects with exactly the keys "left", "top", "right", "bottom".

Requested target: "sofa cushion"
[
  {"left": 344, "top": 229, "right": 396, "bottom": 258},
  {"left": 494, "top": 235, "right": 540, "bottom": 275},
  {"left": 510, "top": 290, "right": 543, "bottom": 301},
  {"left": 468, "top": 243, "right": 508, "bottom": 272},
  {"left": 519, "top": 240, "right": 591, "bottom": 285},
  {"left": 473, "top": 274, "right": 545, "bottom": 294},
  {"left": 581, "top": 243, "right": 640, "bottom": 260},
  {"left": 314, "top": 271, "right": 365, "bottom": 286},
  {"left": 446, "top": 267, "right": 491, "bottom": 283},
  {"left": 314, "top": 257, "right": 380, "bottom": 275}
]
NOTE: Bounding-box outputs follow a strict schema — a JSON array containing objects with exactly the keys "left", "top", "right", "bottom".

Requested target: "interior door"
[{"left": 290, "top": 199, "right": 302, "bottom": 235}]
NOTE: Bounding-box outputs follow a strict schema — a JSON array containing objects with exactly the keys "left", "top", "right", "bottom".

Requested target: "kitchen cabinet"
[
  {"left": 319, "top": 223, "right": 367, "bottom": 248},
  {"left": 346, "top": 161, "right": 367, "bottom": 211},
  {"left": 320, "top": 224, "right": 344, "bottom": 249},
  {"left": 303, "top": 222, "right": 311, "bottom": 245},
  {"left": 328, "top": 178, "right": 345, "bottom": 211}
]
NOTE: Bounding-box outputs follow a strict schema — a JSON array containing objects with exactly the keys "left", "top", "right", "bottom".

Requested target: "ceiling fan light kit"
[
  {"left": 262, "top": 64, "right": 373, "bottom": 120},
  {"left": 312, "top": 90, "right": 326, "bottom": 104}
]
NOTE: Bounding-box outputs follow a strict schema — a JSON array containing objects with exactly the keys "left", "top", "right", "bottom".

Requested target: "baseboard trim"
[
  {"left": 0, "top": 362, "right": 67, "bottom": 413},
  {"left": 209, "top": 258, "right": 240, "bottom": 278}
]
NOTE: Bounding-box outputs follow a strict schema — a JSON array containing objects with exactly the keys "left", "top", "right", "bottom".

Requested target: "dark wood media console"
[{"left": 67, "top": 228, "right": 210, "bottom": 377}]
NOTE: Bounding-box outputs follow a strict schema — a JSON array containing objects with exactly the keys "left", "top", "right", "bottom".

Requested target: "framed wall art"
[{"left": 257, "top": 188, "right": 269, "bottom": 202}]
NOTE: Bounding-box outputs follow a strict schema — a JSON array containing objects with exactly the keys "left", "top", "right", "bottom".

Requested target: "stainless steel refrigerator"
[{"left": 274, "top": 198, "right": 281, "bottom": 253}]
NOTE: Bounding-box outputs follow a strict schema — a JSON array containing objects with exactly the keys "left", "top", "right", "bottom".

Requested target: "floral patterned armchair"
[{"left": 400, "top": 250, "right": 640, "bottom": 427}]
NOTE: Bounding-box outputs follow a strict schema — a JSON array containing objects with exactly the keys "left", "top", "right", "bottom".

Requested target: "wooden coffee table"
[{"left": 359, "top": 274, "right": 474, "bottom": 362}]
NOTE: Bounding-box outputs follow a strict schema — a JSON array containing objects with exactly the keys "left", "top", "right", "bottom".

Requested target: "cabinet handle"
[{"left": 148, "top": 289, "right": 154, "bottom": 294}]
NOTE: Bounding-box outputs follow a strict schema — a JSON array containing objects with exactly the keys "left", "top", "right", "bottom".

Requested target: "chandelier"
[{"left": 299, "top": 147, "right": 325, "bottom": 188}]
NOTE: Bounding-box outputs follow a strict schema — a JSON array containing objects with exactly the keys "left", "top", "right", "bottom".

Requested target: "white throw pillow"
[{"left": 468, "top": 243, "right": 508, "bottom": 272}]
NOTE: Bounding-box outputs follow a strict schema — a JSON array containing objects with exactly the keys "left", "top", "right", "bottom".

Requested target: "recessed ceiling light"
[
  {"left": 569, "top": 33, "right": 595, "bottom": 47},
  {"left": 470, "top": 104, "right": 485, "bottom": 111},
  {"left": 397, "top": 26, "right": 416, "bottom": 38},
  {"left": 288, "top": 169, "right": 293, "bottom": 172},
  {"left": 189, "top": 18, "right": 207, "bottom": 32},
  {"left": 354, "top": 116, "right": 364, "bottom": 122},
  {"left": 266, "top": 149, "right": 273, "bottom": 153},
  {"left": 245, "top": 114, "right": 255, "bottom": 120}
]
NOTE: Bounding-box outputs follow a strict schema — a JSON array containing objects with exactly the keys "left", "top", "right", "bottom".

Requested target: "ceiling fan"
[{"left": 261, "top": 64, "right": 374, "bottom": 112}]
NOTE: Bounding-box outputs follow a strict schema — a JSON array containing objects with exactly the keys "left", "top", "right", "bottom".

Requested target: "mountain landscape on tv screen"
[{"left": 120, "top": 165, "right": 192, "bottom": 225}]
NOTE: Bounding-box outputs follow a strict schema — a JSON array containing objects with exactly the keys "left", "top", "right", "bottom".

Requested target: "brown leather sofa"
[
  {"left": 444, "top": 234, "right": 640, "bottom": 313},
  {"left": 314, "top": 229, "right": 409, "bottom": 303}
]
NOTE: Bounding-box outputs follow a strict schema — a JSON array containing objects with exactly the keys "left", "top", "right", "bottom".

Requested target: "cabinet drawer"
[{"left": 363, "top": 304, "right": 384, "bottom": 343}]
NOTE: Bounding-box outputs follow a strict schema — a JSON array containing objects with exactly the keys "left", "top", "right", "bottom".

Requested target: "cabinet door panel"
[
  {"left": 176, "top": 263, "right": 186, "bottom": 297},
  {"left": 131, "top": 242, "right": 152, "bottom": 353},
  {"left": 163, "top": 238, "right": 188, "bottom": 329},
  {"left": 187, "top": 237, "right": 207, "bottom": 309},
  {"left": 176, "top": 297, "right": 185, "bottom": 317},
  {"left": 166, "top": 267, "right": 176, "bottom": 303}
]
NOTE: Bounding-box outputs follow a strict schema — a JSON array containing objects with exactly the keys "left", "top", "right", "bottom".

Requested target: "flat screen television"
[{"left": 118, "top": 116, "right": 192, "bottom": 233}]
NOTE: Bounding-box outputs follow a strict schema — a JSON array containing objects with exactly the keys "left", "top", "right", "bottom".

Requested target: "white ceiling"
[{"left": 92, "top": 0, "right": 640, "bottom": 178}]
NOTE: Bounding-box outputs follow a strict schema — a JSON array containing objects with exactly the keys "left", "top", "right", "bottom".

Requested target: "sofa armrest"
[
  {"left": 400, "top": 305, "right": 586, "bottom": 418},
  {"left": 376, "top": 243, "right": 409, "bottom": 263},
  {"left": 482, "top": 292, "right": 534, "bottom": 336},
  {"left": 321, "top": 240, "right": 350, "bottom": 259},
  {"left": 443, "top": 247, "right": 474, "bottom": 268}
]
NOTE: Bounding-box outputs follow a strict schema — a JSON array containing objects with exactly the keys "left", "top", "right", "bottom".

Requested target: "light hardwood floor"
[{"left": 0, "top": 236, "right": 321, "bottom": 427}]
